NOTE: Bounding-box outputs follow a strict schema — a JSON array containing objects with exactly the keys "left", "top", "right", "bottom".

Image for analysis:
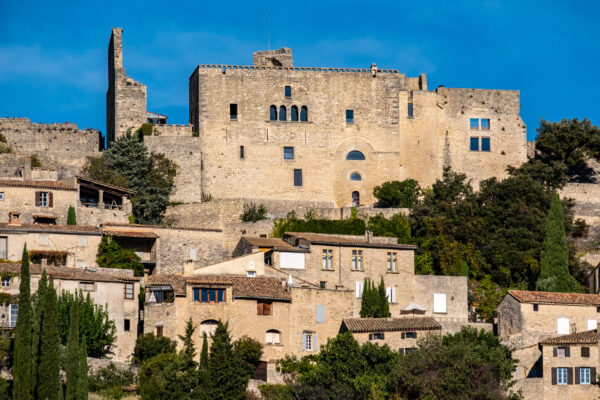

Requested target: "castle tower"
[{"left": 106, "top": 27, "right": 147, "bottom": 145}]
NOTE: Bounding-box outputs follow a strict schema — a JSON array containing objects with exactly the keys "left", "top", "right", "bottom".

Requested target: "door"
[{"left": 352, "top": 191, "right": 360, "bottom": 207}]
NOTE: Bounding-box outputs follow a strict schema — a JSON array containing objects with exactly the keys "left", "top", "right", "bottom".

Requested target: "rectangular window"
[
  {"left": 582, "top": 347, "right": 590, "bottom": 357},
  {"left": 156, "top": 326, "right": 163, "bottom": 336},
  {"left": 257, "top": 301, "right": 272, "bottom": 316},
  {"left": 407, "top": 103, "right": 413, "bottom": 118},
  {"left": 9, "top": 304, "right": 18, "bottom": 327},
  {"left": 78, "top": 236, "right": 88, "bottom": 247},
  {"left": 433, "top": 293, "right": 447, "bottom": 313},
  {"left": 533, "top": 304, "right": 539, "bottom": 311},
  {"left": 0, "top": 193, "right": 4, "bottom": 201},
  {"left": 230, "top": 104, "right": 238, "bottom": 120},
  {"left": 322, "top": 249, "right": 333, "bottom": 270},
  {"left": 481, "top": 119, "right": 490, "bottom": 130},
  {"left": 355, "top": 281, "right": 364, "bottom": 298},
  {"left": 293, "top": 169, "right": 302, "bottom": 187},
  {"left": 346, "top": 109, "right": 354, "bottom": 123},
  {"left": 79, "top": 281, "right": 95, "bottom": 292},
  {"left": 246, "top": 271, "right": 256, "bottom": 277},
  {"left": 320, "top": 281, "right": 326, "bottom": 289},
  {"left": 124, "top": 319, "right": 130, "bottom": 332},
  {"left": 557, "top": 318, "right": 570, "bottom": 334},
  {"left": 1, "top": 278, "right": 9, "bottom": 287},
  {"left": 386, "top": 287, "right": 396, "bottom": 303},
  {"left": 405, "top": 332, "right": 417, "bottom": 339},
  {"left": 387, "top": 252, "right": 397, "bottom": 272},
  {"left": 285, "top": 86, "right": 292, "bottom": 98},
  {"left": 470, "top": 137, "right": 479, "bottom": 151},
  {"left": 557, "top": 367, "right": 568, "bottom": 385},
  {"left": 124, "top": 283, "right": 134, "bottom": 299},
  {"left": 197, "top": 288, "right": 225, "bottom": 303},
  {"left": 316, "top": 305, "right": 325, "bottom": 323},
  {"left": 283, "top": 147, "right": 294, "bottom": 160},
  {"left": 556, "top": 347, "right": 568, "bottom": 358},
  {"left": 39, "top": 191, "right": 48, "bottom": 207},
  {"left": 481, "top": 137, "right": 491, "bottom": 152},
  {"left": 352, "top": 250, "right": 363, "bottom": 270},
  {"left": 580, "top": 367, "right": 591, "bottom": 384},
  {"left": 193, "top": 288, "right": 200, "bottom": 302},
  {"left": 302, "top": 332, "right": 316, "bottom": 351},
  {"left": 370, "top": 333, "right": 384, "bottom": 340},
  {"left": 240, "top": 145, "right": 245, "bottom": 159},
  {"left": 39, "top": 234, "right": 49, "bottom": 246},
  {"left": 470, "top": 118, "right": 479, "bottom": 129}
]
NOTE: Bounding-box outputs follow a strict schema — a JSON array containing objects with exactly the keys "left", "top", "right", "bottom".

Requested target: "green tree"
[
  {"left": 208, "top": 321, "right": 248, "bottom": 400},
  {"left": 376, "top": 277, "right": 390, "bottom": 318},
  {"left": 66, "top": 301, "right": 80, "bottom": 400},
  {"left": 373, "top": 179, "right": 421, "bottom": 208},
  {"left": 13, "top": 246, "right": 32, "bottom": 400},
  {"left": 67, "top": 205, "right": 77, "bottom": 225},
  {"left": 132, "top": 333, "right": 177, "bottom": 365},
  {"left": 96, "top": 236, "right": 144, "bottom": 277},
  {"left": 138, "top": 353, "right": 195, "bottom": 400},
  {"left": 31, "top": 268, "right": 48, "bottom": 392},
  {"left": 37, "top": 282, "right": 60, "bottom": 400},
  {"left": 536, "top": 193, "right": 577, "bottom": 292},
  {"left": 233, "top": 336, "right": 263, "bottom": 380},
  {"left": 76, "top": 335, "right": 88, "bottom": 400},
  {"left": 366, "top": 214, "right": 412, "bottom": 244},
  {"left": 389, "top": 327, "right": 520, "bottom": 400},
  {"left": 359, "top": 278, "right": 375, "bottom": 318},
  {"left": 198, "top": 332, "right": 210, "bottom": 398},
  {"left": 178, "top": 318, "right": 197, "bottom": 363}
]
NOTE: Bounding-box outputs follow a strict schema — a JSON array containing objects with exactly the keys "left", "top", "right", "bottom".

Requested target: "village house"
[{"left": 0, "top": 263, "right": 140, "bottom": 362}]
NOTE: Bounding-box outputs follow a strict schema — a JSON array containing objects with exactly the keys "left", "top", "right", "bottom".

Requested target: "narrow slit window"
[
  {"left": 230, "top": 104, "right": 238, "bottom": 120},
  {"left": 294, "top": 169, "right": 302, "bottom": 187},
  {"left": 408, "top": 103, "right": 413, "bottom": 118},
  {"left": 240, "top": 145, "right": 245, "bottom": 159}
]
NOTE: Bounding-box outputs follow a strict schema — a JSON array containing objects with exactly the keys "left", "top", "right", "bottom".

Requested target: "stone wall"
[
  {"left": 0, "top": 118, "right": 102, "bottom": 177},
  {"left": 152, "top": 124, "right": 193, "bottom": 136},
  {"left": 560, "top": 183, "right": 600, "bottom": 224}
]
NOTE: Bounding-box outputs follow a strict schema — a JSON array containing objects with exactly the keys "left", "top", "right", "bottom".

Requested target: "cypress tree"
[
  {"left": 75, "top": 335, "right": 88, "bottom": 400},
  {"left": 178, "top": 318, "right": 196, "bottom": 363},
  {"left": 536, "top": 193, "right": 576, "bottom": 292},
  {"left": 31, "top": 269, "right": 48, "bottom": 394},
  {"left": 13, "top": 245, "right": 32, "bottom": 400},
  {"left": 66, "top": 301, "right": 80, "bottom": 400},
  {"left": 67, "top": 206, "right": 77, "bottom": 225},
  {"left": 37, "top": 282, "right": 60, "bottom": 400},
  {"left": 198, "top": 332, "right": 210, "bottom": 397},
  {"left": 377, "top": 277, "right": 390, "bottom": 318},
  {"left": 208, "top": 321, "right": 247, "bottom": 400}
]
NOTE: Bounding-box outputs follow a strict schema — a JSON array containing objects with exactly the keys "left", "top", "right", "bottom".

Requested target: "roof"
[
  {"left": 540, "top": 330, "right": 600, "bottom": 346},
  {"left": 284, "top": 232, "right": 418, "bottom": 250},
  {"left": 102, "top": 222, "right": 222, "bottom": 233},
  {"left": 241, "top": 237, "right": 305, "bottom": 252},
  {"left": 146, "top": 274, "right": 291, "bottom": 302},
  {"left": 76, "top": 176, "right": 136, "bottom": 196},
  {"left": 0, "top": 179, "right": 76, "bottom": 191},
  {"left": 507, "top": 290, "right": 600, "bottom": 306},
  {"left": 0, "top": 263, "right": 139, "bottom": 283},
  {"left": 101, "top": 228, "right": 159, "bottom": 239},
  {"left": 342, "top": 317, "right": 441, "bottom": 333},
  {"left": 0, "top": 224, "right": 101, "bottom": 235}
]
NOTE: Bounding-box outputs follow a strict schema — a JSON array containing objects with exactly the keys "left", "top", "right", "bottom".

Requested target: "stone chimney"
[
  {"left": 183, "top": 261, "right": 195, "bottom": 276},
  {"left": 8, "top": 212, "right": 21, "bottom": 226},
  {"left": 23, "top": 157, "right": 32, "bottom": 180}
]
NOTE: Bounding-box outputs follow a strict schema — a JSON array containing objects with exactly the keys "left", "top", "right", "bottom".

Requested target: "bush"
[
  {"left": 133, "top": 333, "right": 177, "bottom": 365},
  {"left": 96, "top": 236, "right": 144, "bottom": 277},
  {"left": 272, "top": 214, "right": 366, "bottom": 237},
  {"left": 88, "top": 362, "right": 135, "bottom": 396},
  {"left": 0, "top": 143, "right": 12, "bottom": 154},
  {"left": 241, "top": 203, "right": 267, "bottom": 222},
  {"left": 259, "top": 384, "right": 293, "bottom": 400},
  {"left": 138, "top": 352, "right": 195, "bottom": 400},
  {"left": 30, "top": 154, "right": 42, "bottom": 168},
  {"left": 373, "top": 179, "right": 421, "bottom": 208},
  {"left": 67, "top": 205, "right": 77, "bottom": 225},
  {"left": 233, "top": 335, "right": 263, "bottom": 378}
]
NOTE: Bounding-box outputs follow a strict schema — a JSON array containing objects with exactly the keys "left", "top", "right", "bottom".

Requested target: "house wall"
[
  {"left": 351, "top": 329, "right": 439, "bottom": 351},
  {"left": 542, "top": 344, "right": 600, "bottom": 399},
  {"left": 0, "top": 185, "right": 78, "bottom": 224},
  {"left": 190, "top": 252, "right": 266, "bottom": 277},
  {"left": 413, "top": 275, "right": 469, "bottom": 333}
]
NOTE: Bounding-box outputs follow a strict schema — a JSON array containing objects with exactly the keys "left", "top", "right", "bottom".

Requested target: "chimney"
[
  {"left": 365, "top": 230, "right": 373, "bottom": 243},
  {"left": 41, "top": 258, "right": 48, "bottom": 269},
  {"left": 8, "top": 212, "right": 21, "bottom": 226},
  {"left": 183, "top": 260, "right": 195, "bottom": 276},
  {"left": 23, "top": 157, "right": 32, "bottom": 180}
]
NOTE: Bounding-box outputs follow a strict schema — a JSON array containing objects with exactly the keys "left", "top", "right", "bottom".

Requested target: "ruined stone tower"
[{"left": 106, "top": 28, "right": 147, "bottom": 144}]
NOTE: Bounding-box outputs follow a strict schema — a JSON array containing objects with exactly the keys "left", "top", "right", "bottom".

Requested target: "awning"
[
  {"left": 402, "top": 302, "right": 427, "bottom": 312},
  {"left": 150, "top": 285, "right": 172, "bottom": 291}
]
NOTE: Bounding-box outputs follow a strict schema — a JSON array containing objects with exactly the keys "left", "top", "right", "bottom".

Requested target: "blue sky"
[{"left": 1, "top": 0, "right": 598, "bottom": 141}]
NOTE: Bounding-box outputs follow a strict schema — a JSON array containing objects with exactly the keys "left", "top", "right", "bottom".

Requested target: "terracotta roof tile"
[
  {"left": 508, "top": 290, "right": 600, "bottom": 306},
  {"left": 241, "top": 237, "right": 304, "bottom": 252},
  {"left": 102, "top": 223, "right": 222, "bottom": 233},
  {"left": 0, "top": 224, "right": 101, "bottom": 235},
  {"left": 342, "top": 317, "right": 442, "bottom": 333},
  {"left": 76, "top": 175, "right": 136, "bottom": 196},
  {"left": 101, "top": 228, "right": 159, "bottom": 239},
  {"left": 540, "top": 329, "right": 599, "bottom": 346},
  {"left": 0, "top": 179, "right": 76, "bottom": 191},
  {"left": 285, "top": 232, "right": 417, "bottom": 250},
  {"left": 0, "top": 263, "right": 138, "bottom": 283}
]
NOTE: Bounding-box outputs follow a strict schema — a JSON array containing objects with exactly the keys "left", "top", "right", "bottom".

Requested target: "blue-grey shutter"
[
  {"left": 316, "top": 305, "right": 325, "bottom": 323},
  {"left": 302, "top": 333, "right": 307, "bottom": 351},
  {"left": 313, "top": 333, "right": 318, "bottom": 351}
]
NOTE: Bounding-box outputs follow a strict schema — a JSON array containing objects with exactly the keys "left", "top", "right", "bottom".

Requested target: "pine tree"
[
  {"left": 76, "top": 335, "right": 88, "bottom": 400},
  {"left": 198, "top": 332, "right": 210, "bottom": 398},
  {"left": 13, "top": 245, "right": 32, "bottom": 400},
  {"left": 536, "top": 193, "right": 576, "bottom": 292},
  {"left": 31, "top": 269, "right": 48, "bottom": 394},
  {"left": 37, "top": 282, "right": 60, "bottom": 400},
  {"left": 66, "top": 301, "right": 80, "bottom": 400},
  {"left": 178, "top": 318, "right": 196, "bottom": 362},
  {"left": 208, "top": 321, "right": 247, "bottom": 400},
  {"left": 67, "top": 206, "right": 77, "bottom": 225},
  {"left": 377, "top": 277, "right": 390, "bottom": 318}
]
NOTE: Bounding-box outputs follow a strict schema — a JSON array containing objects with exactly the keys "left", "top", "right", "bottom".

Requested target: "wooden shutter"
[
  {"left": 565, "top": 347, "right": 571, "bottom": 357},
  {"left": 48, "top": 192, "right": 53, "bottom": 207},
  {"left": 575, "top": 367, "right": 580, "bottom": 384},
  {"left": 35, "top": 191, "right": 40, "bottom": 206},
  {"left": 582, "top": 347, "right": 590, "bottom": 357},
  {"left": 551, "top": 368, "right": 557, "bottom": 385},
  {"left": 553, "top": 347, "right": 557, "bottom": 357},
  {"left": 257, "top": 302, "right": 263, "bottom": 315},
  {"left": 568, "top": 367, "right": 573, "bottom": 384},
  {"left": 264, "top": 302, "right": 271, "bottom": 316},
  {"left": 369, "top": 333, "right": 373, "bottom": 340},
  {"left": 592, "top": 367, "right": 597, "bottom": 384}
]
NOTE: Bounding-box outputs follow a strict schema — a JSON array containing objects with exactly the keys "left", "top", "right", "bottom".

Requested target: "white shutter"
[
  {"left": 313, "top": 334, "right": 318, "bottom": 351},
  {"left": 557, "top": 318, "right": 570, "bottom": 334},
  {"left": 316, "top": 305, "right": 325, "bottom": 323},
  {"left": 433, "top": 293, "right": 447, "bottom": 313},
  {"left": 356, "top": 281, "right": 364, "bottom": 298},
  {"left": 386, "top": 287, "right": 392, "bottom": 303},
  {"left": 589, "top": 320, "right": 598, "bottom": 331},
  {"left": 391, "top": 287, "right": 396, "bottom": 303},
  {"left": 302, "top": 333, "right": 307, "bottom": 350},
  {"left": 189, "top": 248, "right": 197, "bottom": 261}
]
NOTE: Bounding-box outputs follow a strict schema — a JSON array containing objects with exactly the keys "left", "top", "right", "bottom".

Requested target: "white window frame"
[
  {"left": 302, "top": 331, "right": 316, "bottom": 352},
  {"left": 246, "top": 271, "right": 256, "bottom": 277},
  {"left": 1, "top": 277, "right": 9, "bottom": 287},
  {"left": 39, "top": 191, "right": 48, "bottom": 207},
  {"left": 557, "top": 367, "right": 568, "bottom": 385},
  {"left": 0, "top": 192, "right": 4, "bottom": 201},
  {"left": 9, "top": 303, "right": 18, "bottom": 327},
  {"left": 355, "top": 281, "right": 364, "bottom": 298},
  {"left": 266, "top": 330, "right": 281, "bottom": 345},
  {"left": 580, "top": 367, "right": 591, "bottom": 385}
]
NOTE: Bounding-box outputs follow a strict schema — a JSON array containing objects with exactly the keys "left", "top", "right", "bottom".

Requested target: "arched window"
[
  {"left": 352, "top": 191, "right": 360, "bottom": 207},
  {"left": 350, "top": 173, "right": 362, "bottom": 181},
  {"left": 346, "top": 150, "right": 365, "bottom": 160},
  {"left": 300, "top": 106, "right": 308, "bottom": 122},
  {"left": 279, "top": 106, "right": 287, "bottom": 121},
  {"left": 200, "top": 319, "right": 219, "bottom": 336},
  {"left": 291, "top": 106, "right": 298, "bottom": 122},
  {"left": 269, "top": 105, "right": 277, "bottom": 121},
  {"left": 266, "top": 329, "right": 281, "bottom": 345}
]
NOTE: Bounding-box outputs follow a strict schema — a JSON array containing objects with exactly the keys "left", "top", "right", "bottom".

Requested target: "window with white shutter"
[
  {"left": 588, "top": 319, "right": 597, "bottom": 331},
  {"left": 433, "top": 293, "right": 446, "bottom": 313},
  {"left": 557, "top": 318, "right": 570, "bottom": 334},
  {"left": 355, "top": 281, "right": 364, "bottom": 298}
]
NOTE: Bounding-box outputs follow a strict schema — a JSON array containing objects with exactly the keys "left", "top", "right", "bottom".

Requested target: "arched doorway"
[{"left": 352, "top": 191, "right": 360, "bottom": 207}]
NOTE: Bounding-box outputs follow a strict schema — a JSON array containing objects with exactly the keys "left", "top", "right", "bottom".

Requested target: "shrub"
[
  {"left": 133, "top": 333, "right": 177, "bottom": 365},
  {"left": 241, "top": 203, "right": 267, "bottom": 222},
  {"left": 373, "top": 179, "right": 421, "bottom": 208},
  {"left": 259, "top": 384, "right": 293, "bottom": 400},
  {"left": 67, "top": 205, "right": 77, "bottom": 225},
  {"left": 30, "top": 154, "right": 42, "bottom": 168},
  {"left": 88, "top": 362, "right": 135, "bottom": 398},
  {"left": 0, "top": 143, "right": 13, "bottom": 154},
  {"left": 201, "top": 192, "right": 213, "bottom": 202},
  {"left": 96, "top": 236, "right": 144, "bottom": 277},
  {"left": 0, "top": 133, "right": 6, "bottom": 143}
]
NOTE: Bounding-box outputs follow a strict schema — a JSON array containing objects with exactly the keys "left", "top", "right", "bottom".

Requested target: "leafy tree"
[
  {"left": 82, "top": 130, "right": 177, "bottom": 224},
  {"left": 208, "top": 321, "right": 249, "bottom": 400},
  {"left": 67, "top": 205, "right": 77, "bottom": 225},
  {"left": 96, "top": 236, "right": 144, "bottom": 277},
  {"left": 233, "top": 336, "right": 263, "bottom": 380},
  {"left": 76, "top": 336, "right": 88, "bottom": 400},
  {"left": 132, "top": 333, "right": 177, "bottom": 365},
  {"left": 88, "top": 362, "right": 134, "bottom": 398},
  {"left": 13, "top": 246, "right": 32, "bottom": 400},
  {"left": 66, "top": 301, "right": 80, "bottom": 400},
  {"left": 360, "top": 278, "right": 389, "bottom": 318},
  {"left": 389, "top": 327, "right": 520, "bottom": 400},
  {"left": 37, "top": 282, "right": 60, "bottom": 400},
  {"left": 373, "top": 179, "right": 421, "bottom": 208},
  {"left": 366, "top": 214, "right": 412, "bottom": 244},
  {"left": 138, "top": 352, "right": 196, "bottom": 400},
  {"left": 31, "top": 269, "right": 48, "bottom": 392},
  {"left": 58, "top": 291, "right": 116, "bottom": 358},
  {"left": 536, "top": 193, "right": 577, "bottom": 292}
]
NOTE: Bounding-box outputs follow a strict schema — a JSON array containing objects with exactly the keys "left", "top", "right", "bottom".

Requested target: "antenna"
[{"left": 267, "top": 12, "right": 271, "bottom": 50}]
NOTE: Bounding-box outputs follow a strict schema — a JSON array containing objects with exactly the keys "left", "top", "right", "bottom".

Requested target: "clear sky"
[{"left": 1, "top": 0, "right": 598, "bottom": 141}]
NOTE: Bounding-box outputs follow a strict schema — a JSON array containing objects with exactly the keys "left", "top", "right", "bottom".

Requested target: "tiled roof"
[
  {"left": 285, "top": 232, "right": 418, "bottom": 250},
  {"left": 342, "top": 317, "right": 441, "bottom": 333},
  {"left": 101, "top": 228, "right": 159, "bottom": 239},
  {"left": 102, "top": 223, "right": 222, "bottom": 233},
  {"left": 146, "top": 274, "right": 291, "bottom": 301},
  {"left": 0, "top": 179, "right": 76, "bottom": 191},
  {"left": 241, "top": 237, "right": 304, "bottom": 252},
  {"left": 0, "top": 263, "right": 139, "bottom": 283},
  {"left": 540, "top": 330, "right": 599, "bottom": 346},
  {"left": 76, "top": 175, "right": 136, "bottom": 196},
  {"left": 508, "top": 290, "right": 600, "bottom": 306},
  {"left": 0, "top": 224, "right": 101, "bottom": 235}
]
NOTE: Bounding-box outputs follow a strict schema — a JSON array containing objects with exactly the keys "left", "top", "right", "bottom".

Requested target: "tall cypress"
[
  {"left": 75, "top": 335, "right": 88, "bottom": 400},
  {"left": 31, "top": 269, "right": 48, "bottom": 394},
  {"left": 208, "top": 321, "right": 247, "bottom": 400},
  {"left": 67, "top": 206, "right": 77, "bottom": 226},
  {"left": 66, "top": 301, "right": 80, "bottom": 400},
  {"left": 37, "top": 282, "right": 60, "bottom": 400},
  {"left": 536, "top": 193, "right": 576, "bottom": 292},
  {"left": 198, "top": 332, "right": 210, "bottom": 398},
  {"left": 13, "top": 245, "right": 32, "bottom": 400},
  {"left": 377, "top": 277, "right": 390, "bottom": 318}
]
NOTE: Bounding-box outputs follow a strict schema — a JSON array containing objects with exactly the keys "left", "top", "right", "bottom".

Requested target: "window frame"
[
  {"left": 346, "top": 109, "right": 354, "bottom": 123},
  {"left": 407, "top": 103, "right": 413, "bottom": 118},
  {"left": 283, "top": 146, "right": 294, "bottom": 160},
  {"left": 322, "top": 249, "right": 333, "bottom": 270},
  {"left": 284, "top": 86, "right": 292, "bottom": 98},
  {"left": 124, "top": 319, "right": 131, "bottom": 332},
  {"left": 279, "top": 106, "right": 287, "bottom": 121},
  {"left": 229, "top": 104, "right": 238, "bottom": 120},
  {"left": 240, "top": 145, "right": 245, "bottom": 160},
  {"left": 300, "top": 106, "right": 308, "bottom": 122},
  {"left": 39, "top": 191, "right": 49, "bottom": 207},
  {"left": 0, "top": 192, "right": 4, "bottom": 201},
  {"left": 346, "top": 150, "right": 365, "bottom": 161},
  {"left": 580, "top": 367, "right": 591, "bottom": 385},
  {"left": 194, "top": 288, "right": 226, "bottom": 304},
  {"left": 470, "top": 137, "right": 480, "bottom": 152},
  {"left": 266, "top": 329, "right": 281, "bottom": 345},
  {"left": 350, "top": 172, "right": 362, "bottom": 181},
  {"left": 293, "top": 169, "right": 302, "bottom": 187},
  {"left": 1, "top": 277, "right": 9, "bottom": 287},
  {"left": 557, "top": 367, "right": 568, "bottom": 385},
  {"left": 269, "top": 105, "right": 277, "bottom": 121},
  {"left": 481, "top": 137, "right": 491, "bottom": 152},
  {"left": 352, "top": 249, "right": 363, "bottom": 270},
  {"left": 124, "top": 283, "right": 134, "bottom": 300}
]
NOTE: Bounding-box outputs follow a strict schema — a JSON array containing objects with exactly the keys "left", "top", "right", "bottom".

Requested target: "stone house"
[
  {"left": 340, "top": 317, "right": 442, "bottom": 354},
  {"left": 0, "top": 263, "right": 140, "bottom": 362}
]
